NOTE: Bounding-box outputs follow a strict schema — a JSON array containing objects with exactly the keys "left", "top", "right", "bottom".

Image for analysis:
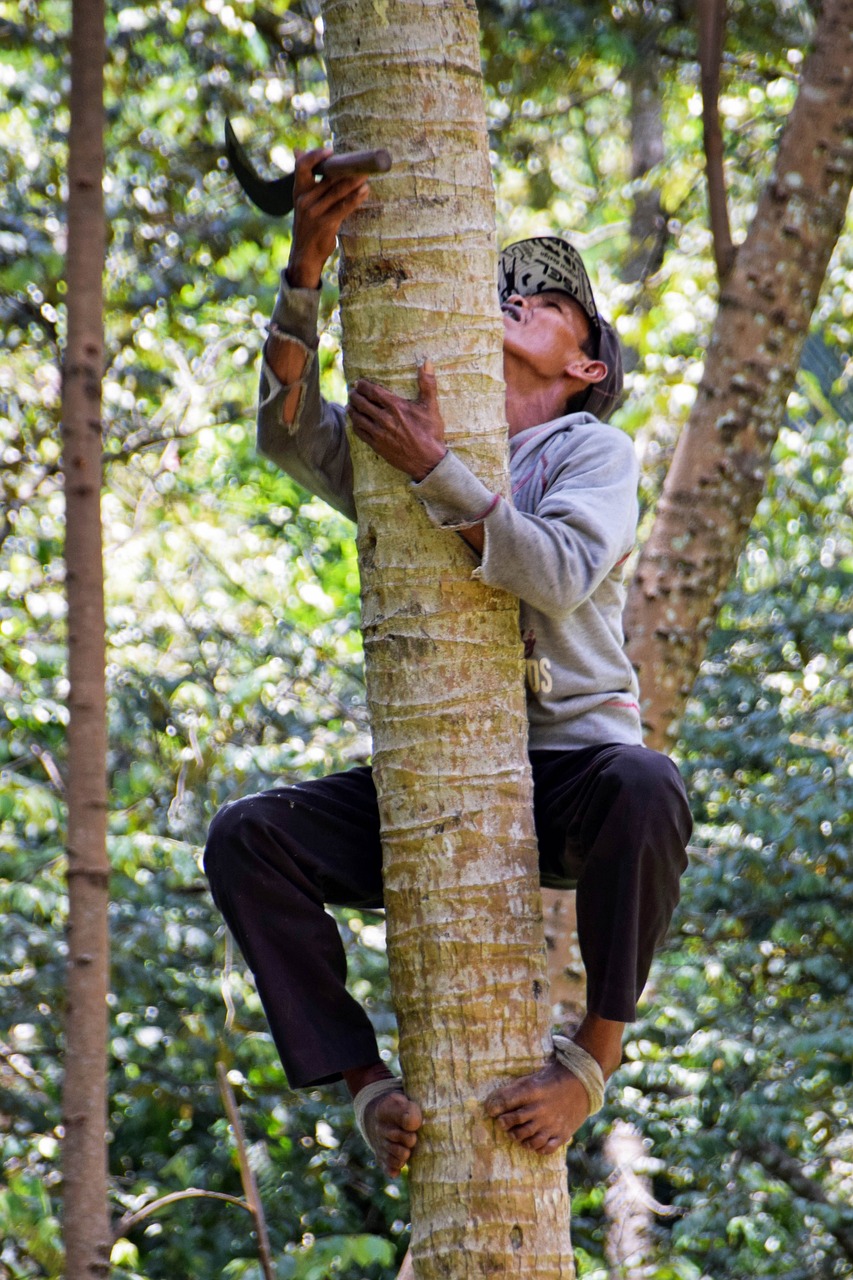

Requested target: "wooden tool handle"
[{"left": 315, "top": 149, "right": 392, "bottom": 178}]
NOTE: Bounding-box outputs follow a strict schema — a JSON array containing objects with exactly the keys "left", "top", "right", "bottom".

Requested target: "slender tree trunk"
[
  {"left": 61, "top": 1, "right": 111, "bottom": 1276},
  {"left": 322, "top": 0, "right": 573, "bottom": 1273},
  {"left": 622, "top": 32, "right": 667, "bottom": 283},
  {"left": 625, "top": 0, "right": 853, "bottom": 750},
  {"left": 697, "top": 0, "right": 735, "bottom": 281}
]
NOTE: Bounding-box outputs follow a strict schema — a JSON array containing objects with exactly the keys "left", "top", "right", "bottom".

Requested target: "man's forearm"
[
  {"left": 265, "top": 322, "right": 312, "bottom": 427},
  {"left": 458, "top": 523, "right": 484, "bottom": 555}
]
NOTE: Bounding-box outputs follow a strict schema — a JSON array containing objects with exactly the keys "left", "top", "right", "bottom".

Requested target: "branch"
[
  {"left": 658, "top": 43, "right": 799, "bottom": 84},
  {"left": 697, "top": 0, "right": 735, "bottom": 280},
  {"left": 742, "top": 1137, "right": 853, "bottom": 1263},
  {"left": 0, "top": 1042, "right": 48, "bottom": 1096},
  {"left": 216, "top": 1061, "right": 276, "bottom": 1280},
  {"left": 114, "top": 1188, "right": 252, "bottom": 1237}
]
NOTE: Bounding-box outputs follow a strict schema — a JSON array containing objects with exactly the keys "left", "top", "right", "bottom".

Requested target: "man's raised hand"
[
  {"left": 348, "top": 361, "right": 448, "bottom": 482},
  {"left": 286, "top": 148, "right": 371, "bottom": 290}
]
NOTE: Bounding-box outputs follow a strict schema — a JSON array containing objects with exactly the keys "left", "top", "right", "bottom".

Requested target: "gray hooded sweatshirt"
[{"left": 258, "top": 277, "right": 643, "bottom": 752}]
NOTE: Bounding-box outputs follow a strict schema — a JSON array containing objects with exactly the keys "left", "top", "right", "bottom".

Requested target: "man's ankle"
[
  {"left": 569, "top": 1013, "right": 626, "bottom": 1080},
  {"left": 342, "top": 1060, "right": 396, "bottom": 1100}
]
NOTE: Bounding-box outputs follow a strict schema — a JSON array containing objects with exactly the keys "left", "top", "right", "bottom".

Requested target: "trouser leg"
[
  {"left": 532, "top": 744, "right": 692, "bottom": 1023},
  {"left": 203, "top": 767, "right": 384, "bottom": 1087}
]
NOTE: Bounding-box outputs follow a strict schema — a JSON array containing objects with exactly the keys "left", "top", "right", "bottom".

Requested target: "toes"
[
  {"left": 486, "top": 1074, "right": 549, "bottom": 1118},
  {"left": 523, "top": 1133, "right": 566, "bottom": 1153},
  {"left": 382, "top": 1140, "right": 415, "bottom": 1176},
  {"left": 521, "top": 1131, "right": 555, "bottom": 1151},
  {"left": 399, "top": 1102, "right": 423, "bottom": 1132},
  {"left": 485, "top": 1084, "right": 530, "bottom": 1117},
  {"left": 496, "top": 1104, "right": 538, "bottom": 1132},
  {"left": 507, "top": 1119, "right": 542, "bottom": 1143},
  {"left": 484, "top": 1089, "right": 509, "bottom": 1117},
  {"left": 385, "top": 1125, "right": 418, "bottom": 1150},
  {"left": 382, "top": 1094, "right": 423, "bottom": 1132}
]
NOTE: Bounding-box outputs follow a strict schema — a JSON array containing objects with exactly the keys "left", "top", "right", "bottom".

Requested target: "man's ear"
[{"left": 566, "top": 357, "right": 607, "bottom": 386}]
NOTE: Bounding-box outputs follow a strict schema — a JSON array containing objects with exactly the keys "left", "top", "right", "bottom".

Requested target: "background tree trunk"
[
  {"left": 61, "top": 0, "right": 111, "bottom": 1276},
  {"left": 622, "top": 26, "right": 667, "bottom": 284},
  {"left": 322, "top": 0, "right": 573, "bottom": 1273},
  {"left": 625, "top": 0, "right": 853, "bottom": 750}
]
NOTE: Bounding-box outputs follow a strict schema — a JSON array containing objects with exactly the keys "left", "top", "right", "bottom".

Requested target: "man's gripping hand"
[
  {"left": 348, "top": 361, "right": 448, "bottom": 482},
  {"left": 286, "top": 148, "right": 371, "bottom": 290}
]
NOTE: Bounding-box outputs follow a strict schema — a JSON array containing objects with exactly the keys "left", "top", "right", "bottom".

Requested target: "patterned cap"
[{"left": 498, "top": 236, "right": 624, "bottom": 421}]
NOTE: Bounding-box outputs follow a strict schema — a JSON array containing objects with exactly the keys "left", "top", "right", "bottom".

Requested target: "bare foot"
[
  {"left": 484, "top": 1014, "right": 624, "bottom": 1154},
  {"left": 362, "top": 1089, "right": 423, "bottom": 1177},
  {"left": 484, "top": 1059, "right": 593, "bottom": 1153}
]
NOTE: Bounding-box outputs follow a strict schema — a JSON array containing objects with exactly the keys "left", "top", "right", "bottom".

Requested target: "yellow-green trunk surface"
[{"left": 323, "top": 0, "right": 575, "bottom": 1272}]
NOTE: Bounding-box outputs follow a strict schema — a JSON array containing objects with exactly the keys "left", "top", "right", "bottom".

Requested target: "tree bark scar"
[
  {"left": 360, "top": 524, "right": 378, "bottom": 571},
  {"left": 342, "top": 258, "right": 408, "bottom": 290}
]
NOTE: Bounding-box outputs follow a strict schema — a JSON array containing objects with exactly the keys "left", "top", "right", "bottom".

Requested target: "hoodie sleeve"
[
  {"left": 411, "top": 424, "right": 638, "bottom": 618},
  {"left": 256, "top": 274, "right": 357, "bottom": 521}
]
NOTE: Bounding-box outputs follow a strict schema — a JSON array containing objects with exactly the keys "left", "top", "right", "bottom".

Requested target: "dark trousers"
[{"left": 204, "top": 743, "right": 692, "bottom": 1087}]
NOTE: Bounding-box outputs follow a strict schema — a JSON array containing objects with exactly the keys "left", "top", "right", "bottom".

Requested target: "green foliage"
[{"left": 1, "top": 1, "right": 852, "bottom": 1278}]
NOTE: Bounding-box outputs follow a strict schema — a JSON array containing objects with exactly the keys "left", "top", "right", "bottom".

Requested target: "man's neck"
[{"left": 505, "top": 382, "right": 567, "bottom": 438}]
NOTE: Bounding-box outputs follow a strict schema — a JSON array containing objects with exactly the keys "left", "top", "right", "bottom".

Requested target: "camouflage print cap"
[{"left": 498, "top": 236, "right": 624, "bottom": 422}]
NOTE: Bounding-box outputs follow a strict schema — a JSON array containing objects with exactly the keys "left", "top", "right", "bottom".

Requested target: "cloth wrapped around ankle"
[
  {"left": 353, "top": 1077, "right": 405, "bottom": 1145},
  {"left": 551, "top": 1034, "right": 606, "bottom": 1116}
]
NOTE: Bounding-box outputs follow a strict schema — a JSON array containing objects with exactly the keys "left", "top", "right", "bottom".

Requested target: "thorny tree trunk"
[
  {"left": 61, "top": 0, "right": 111, "bottom": 1276},
  {"left": 322, "top": 0, "right": 574, "bottom": 1274},
  {"left": 625, "top": 0, "right": 853, "bottom": 749}
]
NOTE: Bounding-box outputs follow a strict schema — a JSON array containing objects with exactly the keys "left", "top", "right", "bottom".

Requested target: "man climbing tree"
[{"left": 204, "top": 153, "right": 692, "bottom": 1170}]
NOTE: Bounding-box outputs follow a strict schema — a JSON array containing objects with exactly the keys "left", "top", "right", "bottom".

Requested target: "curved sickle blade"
[
  {"left": 225, "top": 119, "right": 297, "bottom": 216},
  {"left": 225, "top": 121, "right": 392, "bottom": 218}
]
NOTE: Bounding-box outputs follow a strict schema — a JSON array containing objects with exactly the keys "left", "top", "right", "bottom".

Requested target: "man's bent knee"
[
  {"left": 203, "top": 794, "right": 267, "bottom": 886},
  {"left": 605, "top": 746, "right": 692, "bottom": 840}
]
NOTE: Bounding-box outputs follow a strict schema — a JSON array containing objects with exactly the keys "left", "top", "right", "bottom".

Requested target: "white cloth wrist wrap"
[
  {"left": 353, "top": 1077, "right": 404, "bottom": 1145},
  {"left": 552, "top": 1034, "right": 606, "bottom": 1116}
]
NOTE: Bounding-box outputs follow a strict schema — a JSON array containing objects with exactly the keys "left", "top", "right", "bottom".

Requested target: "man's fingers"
[
  {"left": 304, "top": 171, "right": 370, "bottom": 215},
  {"left": 350, "top": 380, "right": 400, "bottom": 418},
  {"left": 349, "top": 386, "right": 387, "bottom": 420},
  {"left": 292, "top": 146, "right": 333, "bottom": 196}
]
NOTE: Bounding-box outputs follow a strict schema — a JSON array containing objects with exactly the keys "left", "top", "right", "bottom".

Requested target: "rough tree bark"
[
  {"left": 322, "top": 0, "right": 573, "bottom": 1274},
  {"left": 60, "top": 0, "right": 111, "bottom": 1276},
  {"left": 625, "top": 0, "right": 853, "bottom": 750}
]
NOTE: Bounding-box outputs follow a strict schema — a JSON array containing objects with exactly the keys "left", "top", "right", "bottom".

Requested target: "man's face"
[{"left": 500, "top": 289, "right": 593, "bottom": 385}]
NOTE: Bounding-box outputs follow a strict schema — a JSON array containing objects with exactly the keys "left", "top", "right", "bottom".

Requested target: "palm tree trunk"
[{"left": 322, "top": 0, "right": 574, "bottom": 1273}]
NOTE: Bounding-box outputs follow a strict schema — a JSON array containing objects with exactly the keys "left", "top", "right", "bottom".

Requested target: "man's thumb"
[{"left": 417, "top": 358, "right": 436, "bottom": 402}]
